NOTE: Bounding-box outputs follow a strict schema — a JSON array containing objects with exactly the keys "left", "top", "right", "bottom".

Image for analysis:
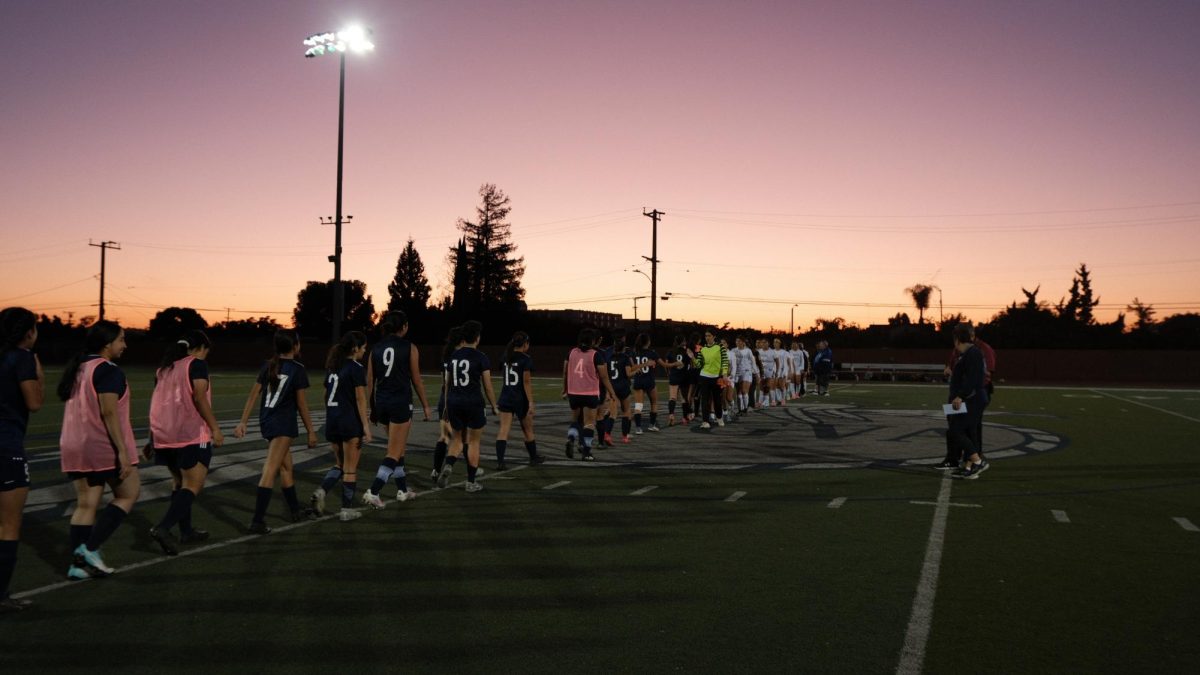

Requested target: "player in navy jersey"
[
  {"left": 630, "top": 333, "right": 662, "bottom": 434},
  {"left": 308, "top": 331, "right": 370, "bottom": 521},
  {"left": 146, "top": 330, "right": 223, "bottom": 556},
  {"left": 438, "top": 321, "right": 497, "bottom": 492},
  {"left": 562, "top": 328, "right": 615, "bottom": 461},
  {"left": 664, "top": 335, "right": 690, "bottom": 427},
  {"left": 593, "top": 334, "right": 615, "bottom": 446},
  {"left": 494, "top": 331, "right": 545, "bottom": 471},
  {"left": 606, "top": 333, "right": 638, "bottom": 443},
  {"left": 687, "top": 332, "right": 703, "bottom": 422},
  {"left": 361, "top": 312, "right": 431, "bottom": 508},
  {"left": 431, "top": 326, "right": 465, "bottom": 481},
  {"left": 234, "top": 330, "right": 316, "bottom": 533},
  {"left": 0, "top": 308, "right": 43, "bottom": 611}
]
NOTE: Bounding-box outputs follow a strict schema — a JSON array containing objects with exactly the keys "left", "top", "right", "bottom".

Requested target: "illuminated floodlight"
[{"left": 303, "top": 25, "right": 375, "bottom": 58}]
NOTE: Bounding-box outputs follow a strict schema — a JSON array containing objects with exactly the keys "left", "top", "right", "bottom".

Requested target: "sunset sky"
[{"left": 3, "top": 0, "right": 1199, "bottom": 333}]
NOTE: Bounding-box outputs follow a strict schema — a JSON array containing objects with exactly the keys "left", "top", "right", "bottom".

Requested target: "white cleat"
[
  {"left": 361, "top": 491, "right": 386, "bottom": 510},
  {"left": 465, "top": 481, "right": 484, "bottom": 493},
  {"left": 396, "top": 489, "right": 418, "bottom": 502},
  {"left": 310, "top": 488, "right": 326, "bottom": 516},
  {"left": 339, "top": 508, "right": 362, "bottom": 522}
]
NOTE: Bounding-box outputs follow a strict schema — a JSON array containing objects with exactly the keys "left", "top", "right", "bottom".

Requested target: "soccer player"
[
  {"left": 813, "top": 340, "right": 834, "bottom": 396},
  {"left": 438, "top": 321, "right": 497, "bottom": 492},
  {"left": 0, "top": 308, "right": 43, "bottom": 610},
  {"left": 757, "top": 338, "right": 777, "bottom": 408},
  {"left": 57, "top": 320, "right": 139, "bottom": 579},
  {"left": 308, "top": 331, "right": 371, "bottom": 521},
  {"left": 606, "top": 333, "right": 637, "bottom": 443},
  {"left": 431, "top": 326, "right": 465, "bottom": 480},
  {"left": 147, "top": 330, "right": 223, "bottom": 555},
  {"left": 631, "top": 333, "right": 661, "bottom": 433},
  {"left": 773, "top": 338, "right": 791, "bottom": 405},
  {"left": 563, "top": 328, "right": 614, "bottom": 460},
  {"left": 361, "top": 311, "right": 431, "bottom": 508},
  {"left": 233, "top": 330, "right": 317, "bottom": 534},
  {"left": 495, "top": 331, "right": 544, "bottom": 471},
  {"left": 790, "top": 341, "right": 810, "bottom": 398},
  {"left": 664, "top": 335, "right": 690, "bottom": 427},
  {"left": 731, "top": 337, "right": 757, "bottom": 414},
  {"left": 694, "top": 330, "right": 729, "bottom": 429}
]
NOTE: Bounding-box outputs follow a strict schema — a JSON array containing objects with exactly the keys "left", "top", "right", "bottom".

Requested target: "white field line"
[
  {"left": 724, "top": 491, "right": 747, "bottom": 502},
  {"left": 630, "top": 485, "right": 658, "bottom": 496},
  {"left": 827, "top": 497, "right": 847, "bottom": 509},
  {"left": 896, "top": 474, "right": 953, "bottom": 675},
  {"left": 1092, "top": 390, "right": 1200, "bottom": 424},
  {"left": 11, "top": 464, "right": 527, "bottom": 601},
  {"left": 1173, "top": 517, "right": 1199, "bottom": 532},
  {"left": 1052, "top": 509, "right": 1071, "bottom": 523},
  {"left": 909, "top": 500, "right": 981, "bottom": 509},
  {"left": 542, "top": 481, "right": 571, "bottom": 491}
]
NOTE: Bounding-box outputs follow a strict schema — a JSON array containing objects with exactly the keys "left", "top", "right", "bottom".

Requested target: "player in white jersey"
[
  {"left": 755, "top": 339, "right": 774, "bottom": 408},
  {"left": 772, "top": 338, "right": 791, "bottom": 406},
  {"left": 789, "top": 341, "right": 809, "bottom": 398},
  {"left": 730, "top": 337, "right": 757, "bottom": 414}
]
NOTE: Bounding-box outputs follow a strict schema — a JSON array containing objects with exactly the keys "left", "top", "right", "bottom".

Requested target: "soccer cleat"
[
  {"left": 635, "top": 427, "right": 643, "bottom": 435},
  {"left": 476, "top": 467, "right": 485, "bottom": 478},
  {"left": 496, "top": 462, "right": 508, "bottom": 472},
  {"left": 338, "top": 508, "right": 362, "bottom": 522},
  {"left": 247, "top": 521, "right": 272, "bottom": 535},
  {"left": 437, "top": 464, "right": 454, "bottom": 488},
  {"left": 933, "top": 460, "right": 958, "bottom": 470},
  {"left": 529, "top": 454, "right": 547, "bottom": 465},
  {"left": 603, "top": 433, "right": 614, "bottom": 446},
  {"left": 149, "top": 527, "right": 179, "bottom": 556},
  {"left": 395, "top": 489, "right": 418, "bottom": 503},
  {"left": 700, "top": 422, "right": 711, "bottom": 429},
  {"left": 717, "top": 419, "right": 726, "bottom": 427},
  {"left": 291, "top": 508, "right": 317, "bottom": 522},
  {"left": 179, "top": 529, "right": 210, "bottom": 544},
  {"left": 581, "top": 452, "right": 596, "bottom": 462},
  {"left": 622, "top": 435, "right": 631, "bottom": 444},
  {"left": 0, "top": 595, "right": 33, "bottom": 612},
  {"left": 74, "top": 544, "right": 114, "bottom": 576},
  {"left": 310, "top": 488, "right": 326, "bottom": 516},
  {"left": 465, "top": 481, "right": 484, "bottom": 493},
  {"left": 565, "top": 437, "right": 576, "bottom": 459},
  {"left": 66, "top": 565, "right": 93, "bottom": 581},
  {"left": 647, "top": 425, "right": 660, "bottom": 432},
  {"left": 361, "top": 491, "right": 386, "bottom": 509},
  {"left": 430, "top": 468, "right": 440, "bottom": 481}
]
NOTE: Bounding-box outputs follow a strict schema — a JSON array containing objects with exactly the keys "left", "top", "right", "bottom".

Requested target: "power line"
[{"left": 663, "top": 199, "right": 1200, "bottom": 219}]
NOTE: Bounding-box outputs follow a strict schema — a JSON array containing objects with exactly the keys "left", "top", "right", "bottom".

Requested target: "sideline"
[
  {"left": 1091, "top": 389, "right": 1200, "bottom": 424},
  {"left": 896, "top": 474, "right": 953, "bottom": 675}
]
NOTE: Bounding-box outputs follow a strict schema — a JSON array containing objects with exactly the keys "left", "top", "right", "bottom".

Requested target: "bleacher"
[{"left": 835, "top": 362, "right": 945, "bottom": 382}]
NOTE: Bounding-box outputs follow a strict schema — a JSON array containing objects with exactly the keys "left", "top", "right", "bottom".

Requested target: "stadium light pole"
[
  {"left": 304, "top": 26, "right": 374, "bottom": 343},
  {"left": 791, "top": 303, "right": 798, "bottom": 336}
]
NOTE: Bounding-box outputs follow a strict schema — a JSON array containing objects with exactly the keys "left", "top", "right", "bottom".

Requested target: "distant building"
[{"left": 529, "top": 309, "right": 623, "bottom": 331}]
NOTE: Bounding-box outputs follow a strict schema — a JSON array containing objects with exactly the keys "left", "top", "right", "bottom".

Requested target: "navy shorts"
[
  {"left": 634, "top": 379, "right": 655, "bottom": 393},
  {"left": 612, "top": 386, "right": 631, "bottom": 401},
  {"left": 260, "top": 417, "right": 299, "bottom": 441},
  {"left": 374, "top": 398, "right": 413, "bottom": 426},
  {"left": 498, "top": 399, "right": 530, "bottom": 419},
  {"left": 447, "top": 402, "right": 486, "bottom": 430},
  {"left": 567, "top": 394, "right": 599, "bottom": 410},
  {"left": 67, "top": 468, "right": 122, "bottom": 487},
  {"left": 154, "top": 443, "right": 214, "bottom": 471},
  {"left": 0, "top": 450, "right": 30, "bottom": 491}
]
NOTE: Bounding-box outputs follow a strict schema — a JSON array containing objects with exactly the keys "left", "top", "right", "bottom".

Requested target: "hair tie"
[{"left": 177, "top": 339, "right": 190, "bottom": 346}]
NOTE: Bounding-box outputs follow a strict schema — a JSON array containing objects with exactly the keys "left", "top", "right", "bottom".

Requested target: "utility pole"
[
  {"left": 642, "top": 209, "right": 664, "bottom": 336},
  {"left": 89, "top": 240, "right": 120, "bottom": 321}
]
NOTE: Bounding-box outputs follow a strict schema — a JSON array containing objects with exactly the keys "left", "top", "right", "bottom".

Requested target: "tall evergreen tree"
[
  {"left": 387, "top": 238, "right": 432, "bottom": 317},
  {"left": 1075, "top": 263, "right": 1100, "bottom": 325},
  {"left": 448, "top": 184, "right": 526, "bottom": 313},
  {"left": 293, "top": 280, "right": 376, "bottom": 339}
]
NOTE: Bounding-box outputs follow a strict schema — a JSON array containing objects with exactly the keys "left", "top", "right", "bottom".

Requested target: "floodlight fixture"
[{"left": 303, "top": 26, "right": 375, "bottom": 58}]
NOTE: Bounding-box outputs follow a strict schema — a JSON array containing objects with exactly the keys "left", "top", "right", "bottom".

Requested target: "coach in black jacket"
[{"left": 947, "top": 323, "right": 991, "bottom": 479}]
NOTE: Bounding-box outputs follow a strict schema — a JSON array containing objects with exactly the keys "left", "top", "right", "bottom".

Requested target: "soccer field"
[{"left": 3, "top": 373, "right": 1199, "bottom": 674}]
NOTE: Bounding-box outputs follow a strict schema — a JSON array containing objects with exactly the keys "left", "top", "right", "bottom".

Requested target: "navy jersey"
[
  {"left": 325, "top": 359, "right": 366, "bottom": 432},
  {"left": 498, "top": 352, "right": 533, "bottom": 408},
  {"left": 371, "top": 335, "right": 414, "bottom": 405},
  {"left": 446, "top": 347, "right": 491, "bottom": 407},
  {"left": 666, "top": 347, "right": 691, "bottom": 385},
  {"left": 633, "top": 349, "right": 658, "bottom": 389},
  {"left": 257, "top": 359, "right": 310, "bottom": 438},
  {"left": 608, "top": 349, "right": 634, "bottom": 395},
  {"left": 0, "top": 348, "right": 38, "bottom": 452},
  {"left": 81, "top": 355, "right": 126, "bottom": 397}
]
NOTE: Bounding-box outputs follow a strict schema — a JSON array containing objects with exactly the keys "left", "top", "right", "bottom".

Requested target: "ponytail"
[
  {"left": 503, "top": 331, "right": 529, "bottom": 366},
  {"left": 0, "top": 306, "right": 36, "bottom": 358},
  {"left": 267, "top": 330, "right": 299, "bottom": 391},
  {"left": 57, "top": 320, "right": 123, "bottom": 401},
  {"left": 326, "top": 330, "right": 367, "bottom": 371},
  {"left": 379, "top": 310, "right": 408, "bottom": 335},
  {"left": 159, "top": 329, "right": 211, "bottom": 371},
  {"left": 442, "top": 325, "right": 464, "bottom": 362}
]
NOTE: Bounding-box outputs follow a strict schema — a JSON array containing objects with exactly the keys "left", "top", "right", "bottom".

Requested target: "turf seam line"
[
  {"left": 542, "top": 480, "right": 572, "bottom": 490},
  {"left": 630, "top": 485, "right": 658, "bottom": 496},
  {"left": 896, "top": 474, "right": 952, "bottom": 675},
  {"left": 1091, "top": 389, "right": 1200, "bottom": 424},
  {"left": 1173, "top": 517, "right": 1199, "bottom": 532},
  {"left": 1052, "top": 509, "right": 1071, "bottom": 524},
  {"left": 724, "top": 491, "right": 747, "bottom": 502}
]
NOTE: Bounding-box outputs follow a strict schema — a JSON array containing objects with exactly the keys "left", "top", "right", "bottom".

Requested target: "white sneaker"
[
  {"left": 396, "top": 489, "right": 417, "bottom": 502},
  {"left": 647, "top": 425, "right": 660, "bottom": 432},
  {"left": 74, "top": 544, "right": 114, "bottom": 576},
  {"left": 310, "top": 488, "right": 326, "bottom": 516},
  {"left": 700, "top": 422, "right": 711, "bottom": 429},
  {"left": 717, "top": 419, "right": 726, "bottom": 427},
  {"left": 338, "top": 508, "right": 362, "bottom": 522},
  {"left": 465, "top": 481, "right": 483, "bottom": 493},
  {"left": 361, "top": 491, "right": 386, "bottom": 510},
  {"left": 635, "top": 428, "right": 643, "bottom": 435}
]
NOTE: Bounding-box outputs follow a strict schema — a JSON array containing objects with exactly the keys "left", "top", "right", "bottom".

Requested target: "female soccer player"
[
  {"left": 664, "top": 335, "right": 690, "bottom": 426},
  {"left": 563, "top": 329, "right": 615, "bottom": 460},
  {"left": 233, "top": 330, "right": 317, "bottom": 534},
  {"left": 631, "top": 333, "right": 661, "bottom": 433},
  {"left": 773, "top": 338, "right": 791, "bottom": 406},
  {"left": 309, "top": 331, "right": 371, "bottom": 521},
  {"left": 0, "top": 308, "right": 43, "bottom": 610},
  {"left": 58, "top": 320, "right": 138, "bottom": 579},
  {"left": 731, "top": 337, "right": 757, "bottom": 415},
  {"left": 495, "top": 331, "right": 544, "bottom": 471},
  {"left": 147, "top": 330, "right": 224, "bottom": 555},
  {"left": 606, "top": 333, "right": 637, "bottom": 443},
  {"left": 789, "top": 340, "right": 809, "bottom": 398},
  {"left": 431, "top": 326, "right": 465, "bottom": 480},
  {"left": 361, "top": 311, "right": 431, "bottom": 508},
  {"left": 438, "top": 321, "right": 497, "bottom": 492},
  {"left": 694, "top": 330, "right": 728, "bottom": 429}
]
